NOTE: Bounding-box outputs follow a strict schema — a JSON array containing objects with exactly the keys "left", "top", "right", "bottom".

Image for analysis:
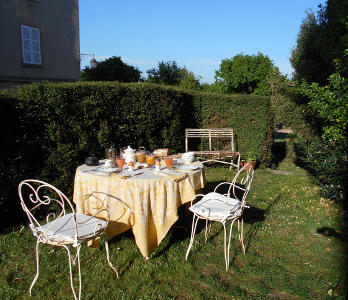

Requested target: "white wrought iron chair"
[
  {"left": 185, "top": 163, "right": 254, "bottom": 270},
  {"left": 18, "top": 180, "right": 120, "bottom": 300}
]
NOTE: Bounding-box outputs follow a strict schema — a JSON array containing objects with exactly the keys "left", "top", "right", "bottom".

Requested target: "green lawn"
[{"left": 0, "top": 162, "right": 346, "bottom": 299}]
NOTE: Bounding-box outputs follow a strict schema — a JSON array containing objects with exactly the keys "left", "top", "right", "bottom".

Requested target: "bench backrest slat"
[
  {"left": 186, "top": 128, "right": 233, "bottom": 136},
  {"left": 185, "top": 128, "right": 235, "bottom": 152}
]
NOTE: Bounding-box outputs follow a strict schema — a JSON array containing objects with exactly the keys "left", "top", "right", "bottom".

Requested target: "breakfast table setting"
[{"left": 72, "top": 147, "right": 205, "bottom": 258}]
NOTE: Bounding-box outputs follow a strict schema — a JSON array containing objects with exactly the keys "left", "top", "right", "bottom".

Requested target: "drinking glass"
[
  {"left": 163, "top": 157, "right": 173, "bottom": 169},
  {"left": 145, "top": 154, "right": 156, "bottom": 167},
  {"left": 116, "top": 157, "right": 125, "bottom": 171}
]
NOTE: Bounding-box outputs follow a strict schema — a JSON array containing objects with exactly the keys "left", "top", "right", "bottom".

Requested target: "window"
[{"left": 21, "top": 25, "right": 41, "bottom": 65}]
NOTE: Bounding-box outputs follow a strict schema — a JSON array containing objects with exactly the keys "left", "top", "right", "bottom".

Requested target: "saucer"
[
  {"left": 95, "top": 167, "right": 119, "bottom": 173},
  {"left": 176, "top": 164, "right": 200, "bottom": 171}
]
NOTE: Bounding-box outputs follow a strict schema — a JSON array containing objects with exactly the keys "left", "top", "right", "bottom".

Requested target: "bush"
[
  {"left": 295, "top": 137, "right": 347, "bottom": 201},
  {"left": 0, "top": 94, "right": 29, "bottom": 229},
  {"left": 300, "top": 73, "right": 348, "bottom": 145}
]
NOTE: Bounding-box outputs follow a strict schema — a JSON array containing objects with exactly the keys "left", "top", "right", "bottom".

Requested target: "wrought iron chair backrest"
[
  {"left": 82, "top": 191, "right": 132, "bottom": 224},
  {"left": 18, "top": 179, "right": 76, "bottom": 238},
  {"left": 227, "top": 163, "right": 254, "bottom": 205}
]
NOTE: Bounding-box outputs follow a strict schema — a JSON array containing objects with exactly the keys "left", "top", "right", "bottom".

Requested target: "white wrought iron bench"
[{"left": 185, "top": 128, "right": 241, "bottom": 170}]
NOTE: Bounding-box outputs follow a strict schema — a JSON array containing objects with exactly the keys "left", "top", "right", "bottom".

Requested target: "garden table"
[{"left": 72, "top": 160, "right": 205, "bottom": 258}]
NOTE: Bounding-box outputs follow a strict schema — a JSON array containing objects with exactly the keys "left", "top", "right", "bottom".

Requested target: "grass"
[{"left": 0, "top": 161, "right": 346, "bottom": 299}]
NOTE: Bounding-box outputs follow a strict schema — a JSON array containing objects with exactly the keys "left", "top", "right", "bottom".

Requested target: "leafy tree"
[
  {"left": 200, "top": 82, "right": 226, "bottom": 94},
  {"left": 290, "top": 1, "right": 348, "bottom": 202},
  {"left": 146, "top": 61, "right": 201, "bottom": 90},
  {"left": 80, "top": 56, "right": 141, "bottom": 82},
  {"left": 300, "top": 73, "right": 347, "bottom": 145},
  {"left": 146, "top": 61, "right": 183, "bottom": 85},
  {"left": 290, "top": 0, "right": 348, "bottom": 84},
  {"left": 268, "top": 67, "right": 288, "bottom": 96},
  {"left": 178, "top": 69, "right": 201, "bottom": 90},
  {"left": 294, "top": 0, "right": 348, "bottom": 144},
  {"left": 290, "top": 11, "right": 325, "bottom": 84},
  {"left": 214, "top": 53, "right": 274, "bottom": 96}
]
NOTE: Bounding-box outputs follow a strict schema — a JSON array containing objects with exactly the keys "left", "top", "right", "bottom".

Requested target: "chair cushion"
[
  {"left": 189, "top": 192, "right": 242, "bottom": 220},
  {"left": 40, "top": 213, "right": 107, "bottom": 244}
]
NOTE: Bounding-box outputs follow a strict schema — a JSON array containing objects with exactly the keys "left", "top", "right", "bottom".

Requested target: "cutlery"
[{"left": 121, "top": 171, "right": 143, "bottom": 179}]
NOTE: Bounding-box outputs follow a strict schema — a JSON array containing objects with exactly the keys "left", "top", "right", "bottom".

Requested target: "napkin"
[{"left": 155, "top": 171, "right": 187, "bottom": 182}]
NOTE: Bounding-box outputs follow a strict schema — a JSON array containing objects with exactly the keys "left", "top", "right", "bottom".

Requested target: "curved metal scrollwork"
[
  {"left": 19, "top": 180, "right": 75, "bottom": 242},
  {"left": 186, "top": 162, "right": 255, "bottom": 271},
  {"left": 18, "top": 179, "right": 119, "bottom": 300}
]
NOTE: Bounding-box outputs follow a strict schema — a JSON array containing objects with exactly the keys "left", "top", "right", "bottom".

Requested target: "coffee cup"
[
  {"left": 104, "top": 159, "right": 114, "bottom": 167},
  {"left": 181, "top": 152, "right": 195, "bottom": 164}
]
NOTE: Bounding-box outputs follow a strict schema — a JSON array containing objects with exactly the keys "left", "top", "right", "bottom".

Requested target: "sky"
[{"left": 79, "top": 0, "right": 325, "bottom": 83}]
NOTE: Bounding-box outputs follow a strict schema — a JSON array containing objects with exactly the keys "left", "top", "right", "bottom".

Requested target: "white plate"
[
  {"left": 176, "top": 164, "right": 201, "bottom": 171},
  {"left": 94, "top": 167, "right": 119, "bottom": 173}
]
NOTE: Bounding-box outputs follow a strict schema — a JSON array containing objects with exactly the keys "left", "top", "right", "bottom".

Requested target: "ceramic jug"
[{"left": 123, "top": 146, "right": 136, "bottom": 164}]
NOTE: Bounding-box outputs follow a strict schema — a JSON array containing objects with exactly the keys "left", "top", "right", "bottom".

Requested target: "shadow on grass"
[
  {"left": 202, "top": 205, "right": 268, "bottom": 249},
  {"left": 273, "top": 131, "right": 290, "bottom": 141},
  {"left": 153, "top": 179, "right": 227, "bottom": 258},
  {"left": 293, "top": 141, "right": 348, "bottom": 297},
  {"left": 317, "top": 227, "right": 347, "bottom": 242},
  {"left": 271, "top": 142, "right": 287, "bottom": 168},
  {"left": 152, "top": 205, "right": 202, "bottom": 259},
  {"left": 316, "top": 223, "right": 348, "bottom": 298},
  {"left": 316, "top": 199, "right": 348, "bottom": 297},
  {"left": 155, "top": 182, "right": 275, "bottom": 261},
  {"left": 228, "top": 195, "right": 282, "bottom": 265}
]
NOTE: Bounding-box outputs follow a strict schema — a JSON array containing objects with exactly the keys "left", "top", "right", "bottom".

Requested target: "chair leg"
[
  {"left": 105, "top": 240, "right": 119, "bottom": 278},
  {"left": 185, "top": 214, "right": 199, "bottom": 261},
  {"left": 62, "top": 245, "right": 78, "bottom": 300},
  {"left": 229, "top": 157, "right": 234, "bottom": 170},
  {"left": 29, "top": 240, "right": 40, "bottom": 296},
  {"left": 238, "top": 218, "right": 246, "bottom": 255},
  {"left": 204, "top": 219, "right": 211, "bottom": 243},
  {"left": 76, "top": 245, "right": 82, "bottom": 300},
  {"left": 223, "top": 222, "right": 228, "bottom": 271},
  {"left": 226, "top": 218, "right": 237, "bottom": 271}
]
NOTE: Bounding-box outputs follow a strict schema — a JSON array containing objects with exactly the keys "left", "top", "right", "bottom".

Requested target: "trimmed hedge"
[
  {"left": 192, "top": 91, "right": 273, "bottom": 164},
  {"left": 270, "top": 86, "right": 320, "bottom": 140},
  {"left": 0, "top": 81, "right": 273, "bottom": 231}
]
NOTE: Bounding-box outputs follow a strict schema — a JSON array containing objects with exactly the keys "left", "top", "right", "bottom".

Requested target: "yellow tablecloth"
[{"left": 73, "top": 163, "right": 205, "bottom": 257}]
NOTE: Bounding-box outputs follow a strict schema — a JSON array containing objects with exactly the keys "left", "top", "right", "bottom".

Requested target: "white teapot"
[{"left": 123, "top": 146, "right": 136, "bottom": 164}]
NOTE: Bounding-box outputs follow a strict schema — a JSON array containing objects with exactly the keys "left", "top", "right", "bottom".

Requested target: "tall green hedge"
[
  {"left": 0, "top": 81, "right": 272, "bottom": 231},
  {"left": 191, "top": 91, "right": 273, "bottom": 164},
  {"left": 270, "top": 86, "right": 319, "bottom": 140}
]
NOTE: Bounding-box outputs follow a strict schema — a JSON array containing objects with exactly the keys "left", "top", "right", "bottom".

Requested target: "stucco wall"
[{"left": 0, "top": 0, "right": 80, "bottom": 84}]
